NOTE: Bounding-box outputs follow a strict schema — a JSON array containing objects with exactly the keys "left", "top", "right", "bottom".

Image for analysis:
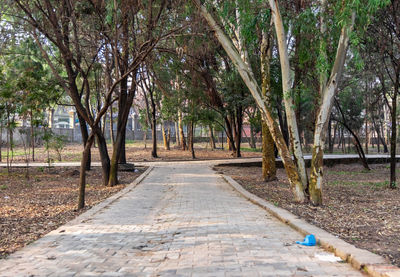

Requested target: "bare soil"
[
  {"left": 0, "top": 166, "right": 146, "bottom": 258},
  {"left": 2, "top": 143, "right": 261, "bottom": 163},
  {"left": 215, "top": 163, "right": 400, "bottom": 267}
]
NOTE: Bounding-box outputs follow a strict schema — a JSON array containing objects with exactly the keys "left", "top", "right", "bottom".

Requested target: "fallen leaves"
[
  {"left": 216, "top": 163, "right": 400, "bottom": 267},
  {"left": 0, "top": 166, "right": 146, "bottom": 258}
]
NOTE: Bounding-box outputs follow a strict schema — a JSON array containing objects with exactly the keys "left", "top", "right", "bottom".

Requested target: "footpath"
[{"left": 0, "top": 160, "right": 379, "bottom": 276}]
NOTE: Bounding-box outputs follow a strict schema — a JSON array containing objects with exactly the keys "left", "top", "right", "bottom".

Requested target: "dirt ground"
[
  {"left": 1, "top": 142, "right": 261, "bottom": 163},
  {"left": 0, "top": 166, "right": 146, "bottom": 258},
  {"left": 215, "top": 163, "right": 400, "bottom": 267}
]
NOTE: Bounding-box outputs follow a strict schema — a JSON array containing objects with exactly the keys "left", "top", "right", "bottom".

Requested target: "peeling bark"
[
  {"left": 261, "top": 30, "right": 276, "bottom": 181},
  {"left": 268, "top": 0, "right": 308, "bottom": 189},
  {"left": 309, "top": 13, "right": 355, "bottom": 205},
  {"left": 192, "top": 0, "right": 306, "bottom": 202}
]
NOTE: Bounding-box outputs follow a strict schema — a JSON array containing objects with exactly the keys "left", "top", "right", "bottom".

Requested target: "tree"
[
  {"left": 193, "top": 0, "right": 387, "bottom": 205},
  {"left": 362, "top": 0, "right": 400, "bottom": 188}
]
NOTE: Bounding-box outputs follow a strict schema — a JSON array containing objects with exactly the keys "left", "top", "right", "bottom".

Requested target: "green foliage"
[{"left": 49, "top": 134, "right": 66, "bottom": 162}]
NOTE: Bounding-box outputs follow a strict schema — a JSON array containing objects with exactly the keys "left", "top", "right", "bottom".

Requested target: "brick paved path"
[{"left": 0, "top": 163, "right": 362, "bottom": 276}]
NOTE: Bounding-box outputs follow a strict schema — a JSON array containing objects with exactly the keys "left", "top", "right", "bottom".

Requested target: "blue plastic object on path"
[{"left": 296, "top": 234, "right": 316, "bottom": 246}]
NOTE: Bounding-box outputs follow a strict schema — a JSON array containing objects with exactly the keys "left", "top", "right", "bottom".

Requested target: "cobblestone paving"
[{"left": 0, "top": 164, "right": 363, "bottom": 276}]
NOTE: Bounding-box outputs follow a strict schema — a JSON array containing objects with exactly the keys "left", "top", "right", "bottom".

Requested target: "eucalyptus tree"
[{"left": 193, "top": 0, "right": 389, "bottom": 205}]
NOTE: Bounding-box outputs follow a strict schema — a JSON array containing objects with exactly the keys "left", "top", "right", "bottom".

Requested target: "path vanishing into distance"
[{"left": 0, "top": 160, "right": 367, "bottom": 276}]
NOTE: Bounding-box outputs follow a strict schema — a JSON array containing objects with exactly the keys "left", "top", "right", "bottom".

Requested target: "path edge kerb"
[
  {"left": 65, "top": 166, "right": 154, "bottom": 226},
  {"left": 221, "top": 174, "right": 400, "bottom": 277}
]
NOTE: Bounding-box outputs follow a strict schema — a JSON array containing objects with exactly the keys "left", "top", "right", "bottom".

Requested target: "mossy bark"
[
  {"left": 193, "top": 0, "right": 305, "bottom": 202},
  {"left": 261, "top": 29, "right": 276, "bottom": 182}
]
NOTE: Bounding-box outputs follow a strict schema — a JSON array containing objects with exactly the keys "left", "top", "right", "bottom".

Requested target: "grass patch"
[
  {"left": 0, "top": 150, "right": 26, "bottom": 157},
  {"left": 0, "top": 184, "right": 7, "bottom": 190},
  {"left": 363, "top": 180, "right": 390, "bottom": 188},
  {"left": 328, "top": 170, "right": 372, "bottom": 176},
  {"left": 241, "top": 147, "right": 262, "bottom": 152},
  {"left": 329, "top": 180, "right": 359, "bottom": 186},
  {"left": 329, "top": 180, "right": 390, "bottom": 188}
]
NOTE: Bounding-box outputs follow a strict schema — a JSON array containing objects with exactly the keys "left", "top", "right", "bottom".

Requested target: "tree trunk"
[
  {"left": 151, "top": 118, "right": 157, "bottom": 158},
  {"left": 118, "top": 130, "right": 126, "bottom": 164},
  {"left": 365, "top": 92, "right": 369, "bottom": 154},
  {"left": 109, "top": 107, "right": 115, "bottom": 144},
  {"left": 78, "top": 134, "right": 95, "bottom": 209},
  {"left": 380, "top": 124, "right": 389, "bottom": 153},
  {"left": 167, "top": 126, "right": 171, "bottom": 150},
  {"left": 188, "top": 121, "right": 195, "bottom": 159},
  {"left": 0, "top": 123, "right": 2, "bottom": 162},
  {"left": 178, "top": 109, "right": 186, "bottom": 150},
  {"left": 162, "top": 121, "right": 169, "bottom": 150},
  {"left": 193, "top": 0, "right": 306, "bottom": 202},
  {"left": 328, "top": 117, "right": 332, "bottom": 153},
  {"left": 334, "top": 103, "right": 370, "bottom": 170},
  {"left": 77, "top": 112, "right": 91, "bottom": 171},
  {"left": 224, "top": 116, "right": 236, "bottom": 153},
  {"left": 108, "top": 92, "right": 134, "bottom": 187},
  {"left": 249, "top": 123, "right": 256, "bottom": 149},
  {"left": 143, "top": 131, "right": 147, "bottom": 149},
  {"left": 95, "top": 129, "right": 110, "bottom": 187},
  {"left": 150, "top": 120, "right": 158, "bottom": 158},
  {"left": 261, "top": 30, "right": 276, "bottom": 181},
  {"left": 277, "top": 102, "right": 289, "bottom": 148},
  {"left": 175, "top": 121, "right": 180, "bottom": 147},
  {"left": 209, "top": 125, "right": 216, "bottom": 150},
  {"left": 330, "top": 121, "right": 337, "bottom": 153},
  {"left": 390, "top": 91, "right": 397, "bottom": 188},
  {"left": 30, "top": 110, "right": 35, "bottom": 162},
  {"left": 234, "top": 107, "right": 243, "bottom": 158},
  {"left": 308, "top": 12, "right": 355, "bottom": 206},
  {"left": 268, "top": 0, "right": 308, "bottom": 189}
]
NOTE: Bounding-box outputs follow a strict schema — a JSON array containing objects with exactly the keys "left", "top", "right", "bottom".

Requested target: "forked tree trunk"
[
  {"left": 261, "top": 30, "right": 276, "bottom": 181},
  {"left": 193, "top": 0, "right": 306, "bottom": 202},
  {"left": 108, "top": 92, "right": 134, "bottom": 187},
  {"left": 309, "top": 13, "right": 355, "bottom": 205}
]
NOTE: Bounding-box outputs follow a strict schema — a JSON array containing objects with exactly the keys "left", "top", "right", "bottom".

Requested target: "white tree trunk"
[
  {"left": 309, "top": 12, "right": 356, "bottom": 205},
  {"left": 268, "top": 0, "right": 308, "bottom": 189},
  {"left": 192, "top": 0, "right": 306, "bottom": 202}
]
